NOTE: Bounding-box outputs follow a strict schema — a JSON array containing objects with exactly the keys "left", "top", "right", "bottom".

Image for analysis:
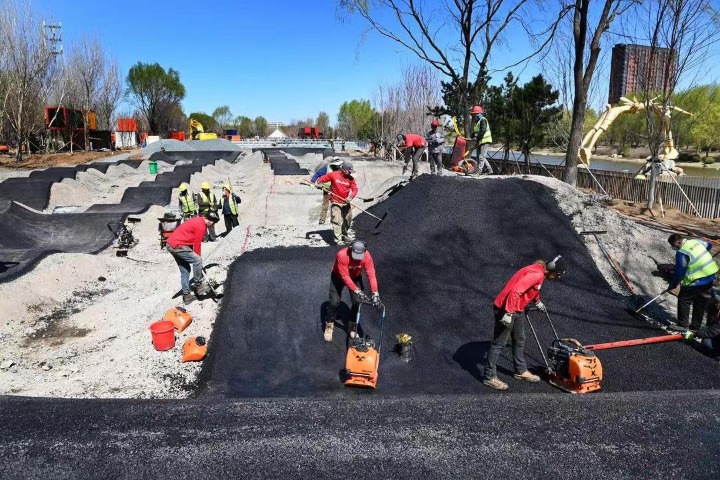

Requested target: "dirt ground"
[
  {"left": 0, "top": 150, "right": 714, "bottom": 398},
  {"left": 0, "top": 149, "right": 141, "bottom": 170}
]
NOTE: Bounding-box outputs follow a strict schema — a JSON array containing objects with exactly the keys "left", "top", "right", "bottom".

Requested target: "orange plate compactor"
[
  {"left": 527, "top": 310, "right": 691, "bottom": 394},
  {"left": 344, "top": 303, "right": 386, "bottom": 389}
]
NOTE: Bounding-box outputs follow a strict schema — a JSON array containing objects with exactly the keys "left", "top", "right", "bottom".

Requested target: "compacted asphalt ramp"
[
  {"left": 1, "top": 175, "right": 719, "bottom": 477},
  {"left": 204, "top": 176, "right": 720, "bottom": 397}
]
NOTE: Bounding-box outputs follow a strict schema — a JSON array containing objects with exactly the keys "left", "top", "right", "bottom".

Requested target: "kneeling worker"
[
  {"left": 325, "top": 240, "right": 381, "bottom": 342},
  {"left": 166, "top": 212, "right": 220, "bottom": 305},
  {"left": 483, "top": 256, "right": 566, "bottom": 390}
]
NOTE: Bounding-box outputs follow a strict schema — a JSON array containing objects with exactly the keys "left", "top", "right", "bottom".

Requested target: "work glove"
[
  {"left": 500, "top": 313, "right": 513, "bottom": 327},
  {"left": 355, "top": 290, "right": 370, "bottom": 304},
  {"left": 534, "top": 301, "right": 547, "bottom": 313},
  {"left": 695, "top": 326, "right": 710, "bottom": 339},
  {"left": 372, "top": 292, "right": 381, "bottom": 308}
]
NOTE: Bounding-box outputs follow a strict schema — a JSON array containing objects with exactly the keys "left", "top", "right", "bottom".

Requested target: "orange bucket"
[
  {"left": 181, "top": 336, "right": 207, "bottom": 362},
  {"left": 163, "top": 307, "right": 192, "bottom": 332},
  {"left": 149, "top": 321, "right": 175, "bottom": 351}
]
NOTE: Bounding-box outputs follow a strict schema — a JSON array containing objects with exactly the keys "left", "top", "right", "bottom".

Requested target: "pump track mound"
[{"left": 0, "top": 175, "right": 719, "bottom": 477}]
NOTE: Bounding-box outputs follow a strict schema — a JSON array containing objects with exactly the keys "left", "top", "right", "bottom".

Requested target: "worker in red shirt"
[
  {"left": 483, "top": 256, "right": 566, "bottom": 390},
  {"left": 315, "top": 160, "right": 358, "bottom": 245},
  {"left": 166, "top": 212, "right": 220, "bottom": 305},
  {"left": 324, "top": 240, "right": 381, "bottom": 342},
  {"left": 396, "top": 133, "right": 427, "bottom": 180}
]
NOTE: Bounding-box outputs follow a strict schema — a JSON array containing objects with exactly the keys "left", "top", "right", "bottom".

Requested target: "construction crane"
[{"left": 189, "top": 118, "right": 218, "bottom": 141}]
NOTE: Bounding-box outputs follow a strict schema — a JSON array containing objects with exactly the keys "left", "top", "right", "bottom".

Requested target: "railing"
[{"left": 486, "top": 157, "right": 720, "bottom": 218}]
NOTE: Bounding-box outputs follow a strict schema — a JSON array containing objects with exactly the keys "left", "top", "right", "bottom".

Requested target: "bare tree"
[
  {"left": 96, "top": 57, "right": 123, "bottom": 131},
  {"left": 638, "top": 0, "right": 720, "bottom": 212},
  {"left": 0, "top": 0, "right": 58, "bottom": 161},
  {"left": 372, "top": 63, "right": 442, "bottom": 142},
  {"left": 69, "top": 36, "right": 105, "bottom": 150},
  {"left": 562, "top": 0, "right": 638, "bottom": 186},
  {"left": 339, "top": 0, "right": 565, "bottom": 135}
]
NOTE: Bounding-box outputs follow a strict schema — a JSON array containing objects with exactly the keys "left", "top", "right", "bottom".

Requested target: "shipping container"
[{"left": 169, "top": 131, "right": 186, "bottom": 141}]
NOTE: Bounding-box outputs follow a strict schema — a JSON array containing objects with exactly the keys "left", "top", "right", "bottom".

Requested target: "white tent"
[{"left": 268, "top": 128, "right": 287, "bottom": 139}]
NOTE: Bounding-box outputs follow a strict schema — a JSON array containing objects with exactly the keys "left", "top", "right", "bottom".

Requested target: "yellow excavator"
[{"left": 189, "top": 118, "right": 218, "bottom": 141}]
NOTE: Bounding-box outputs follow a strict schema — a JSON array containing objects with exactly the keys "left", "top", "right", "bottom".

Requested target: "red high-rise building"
[{"left": 608, "top": 44, "right": 676, "bottom": 104}]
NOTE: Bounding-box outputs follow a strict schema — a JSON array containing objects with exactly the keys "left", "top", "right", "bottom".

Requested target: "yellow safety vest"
[
  {"left": 179, "top": 193, "right": 196, "bottom": 214},
  {"left": 222, "top": 195, "right": 238, "bottom": 216},
  {"left": 473, "top": 117, "right": 493, "bottom": 144},
  {"left": 680, "top": 239, "right": 719, "bottom": 285},
  {"left": 198, "top": 191, "right": 217, "bottom": 212}
]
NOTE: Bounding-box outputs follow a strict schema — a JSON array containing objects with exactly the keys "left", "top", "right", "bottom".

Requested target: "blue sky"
[{"left": 35, "top": 0, "right": 427, "bottom": 124}]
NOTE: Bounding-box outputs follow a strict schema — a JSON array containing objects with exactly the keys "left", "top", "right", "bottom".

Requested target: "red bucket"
[{"left": 149, "top": 321, "right": 176, "bottom": 351}]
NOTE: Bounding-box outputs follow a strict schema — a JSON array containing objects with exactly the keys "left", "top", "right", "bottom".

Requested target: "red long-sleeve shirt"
[
  {"left": 316, "top": 170, "right": 358, "bottom": 205},
  {"left": 332, "top": 247, "right": 379, "bottom": 293},
  {"left": 403, "top": 133, "right": 427, "bottom": 148},
  {"left": 167, "top": 216, "right": 207, "bottom": 255},
  {"left": 493, "top": 263, "right": 545, "bottom": 313}
]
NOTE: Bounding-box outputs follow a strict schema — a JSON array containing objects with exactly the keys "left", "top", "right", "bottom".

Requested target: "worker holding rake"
[
  {"left": 483, "top": 256, "right": 566, "bottom": 391},
  {"left": 315, "top": 160, "right": 358, "bottom": 245},
  {"left": 324, "top": 240, "right": 381, "bottom": 342}
]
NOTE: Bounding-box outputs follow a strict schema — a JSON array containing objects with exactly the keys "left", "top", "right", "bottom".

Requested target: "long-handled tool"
[
  {"left": 344, "top": 302, "right": 386, "bottom": 389},
  {"left": 633, "top": 289, "right": 669, "bottom": 314},
  {"left": 301, "top": 179, "right": 388, "bottom": 229}
]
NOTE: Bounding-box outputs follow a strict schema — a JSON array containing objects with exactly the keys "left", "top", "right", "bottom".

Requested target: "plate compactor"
[
  {"left": 526, "top": 309, "right": 693, "bottom": 394},
  {"left": 344, "top": 303, "right": 386, "bottom": 389}
]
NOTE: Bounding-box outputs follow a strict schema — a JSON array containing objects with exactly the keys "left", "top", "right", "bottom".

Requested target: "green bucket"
[{"left": 149, "top": 161, "right": 158, "bottom": 174}]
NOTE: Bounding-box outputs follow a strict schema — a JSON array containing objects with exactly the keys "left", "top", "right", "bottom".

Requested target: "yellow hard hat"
[
  {"left": 201, "top": 181, "right": 211, "bottom": 190},
  {"left": 179, "top": 183, "right": 188, "bottom": 192},
  {"left": 223, "top": 184, "right": 231, "bottom": 191}
]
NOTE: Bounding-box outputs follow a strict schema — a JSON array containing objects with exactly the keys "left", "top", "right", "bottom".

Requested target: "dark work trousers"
[
  {"left": 224, "top": 214, "right": 239, "bottom": 234},
  {"left": 326, "top": 272, "right": 364, "bottom": 326},
  {"left": 429, "top": 151, "right": 443, "bottom": 174},
  {"left": 677, "top": 283, "right": 711, "bottom": 328},
  {"left": 402, "top": 147, "right": 425, "bottom": 177},
  {"left": 484, "top": 306, "right": 528, "bottom": 379}
]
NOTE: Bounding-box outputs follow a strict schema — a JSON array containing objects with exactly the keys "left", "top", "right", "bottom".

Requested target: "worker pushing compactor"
[
  {"left": 324, "top": 240, "right": 381, "bottom": 342},
  {"left": 483, "top": 256, "right": 566, "bottom": 391}
]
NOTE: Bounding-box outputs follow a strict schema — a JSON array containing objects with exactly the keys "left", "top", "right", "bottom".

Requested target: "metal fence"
[{"left": 486, "top": 158, "right": 720, "bottom": 218}]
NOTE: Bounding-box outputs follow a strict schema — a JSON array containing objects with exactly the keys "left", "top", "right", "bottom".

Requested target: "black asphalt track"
[
  {"left": 261, "top": 150, "right": 309, "bottom": 175},
  {"left": 0, "top": 154, "right": 232, "bottom": 282},
  {"left": 254, "top": 146, "right": 334, "bottom": 157},
  {"left": 0, "top": 392, "right": 718, "bottom": 478},
  {"left": 204, "top": 176, "right": 720, "bottom": 398},
  {"left": 148, "top": 150, "right": 241, "bottom": 164}
]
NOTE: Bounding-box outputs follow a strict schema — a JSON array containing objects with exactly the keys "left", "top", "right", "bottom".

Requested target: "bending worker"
[
  {"left": 315, "top": 160, "right": 358, "bottom": 245},
  {"left": 178, "top": 183, "right": 197, "bottom": 220},
  {"left": 397, "top": 133, "right": 427, "bottom": 180},
  {"left": 198, "top": 181, "right": 219, "bottom": 242},
  {"left": 483, "top": 256, "right": 566, "bottom": 390},
  {"left": 220, "top": 185, "right": 241, "bottom": 235},
  {"left": 166, "top": 212, "right": 220, "bottom": 305},
  {"left": 426, "top": 119, "right": 445, "bottom": 175},
  {"left": 310, "top": 157, "right": 343, "bottom": 225},
  {"left": 470, "top": 105, "right": 493, "bottom": 174},
  {"left": 324, "top": 240, "right": 381, "bottom": 342},
  {"left": 667, "top": 234, "right": 718, "bottom": 332}
]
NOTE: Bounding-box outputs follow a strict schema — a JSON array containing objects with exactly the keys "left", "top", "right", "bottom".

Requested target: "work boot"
[
  {"left": 194, "top": 283, "right": 211, "bottom": 296},
  {"left": 514, "top": 371, "right": 540, "bottom": 383},
  {"left": 323, "top": 322, "right": 334, "bottom": 342},
  {"left": 348, "top": 321, "right": 357, "bottom": 339},
  {"left": 182, "top": 293, "right": 195, "bottom": 305},
  {"left": 483, "top": 377, "right": 509, "bottom": 390}
]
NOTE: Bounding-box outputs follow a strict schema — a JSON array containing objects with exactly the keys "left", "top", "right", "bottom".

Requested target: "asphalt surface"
[
  {"left": 2, "top": 174, "right": 720, "bottom": 477},
  {"left": 260, "top": 149, "right": 309, "bottom": 175},
  {"left": 0, "top": 151, "right": 240, "bottom": 282},
  {"left": 253, "top": 146, "right": 333, "bottom": 157},
  {"left": 0, "top": 392, "right": 718, "bottom": 478},
  {"left": 203, "top": 176, "right": 720, "bottom": 397}
]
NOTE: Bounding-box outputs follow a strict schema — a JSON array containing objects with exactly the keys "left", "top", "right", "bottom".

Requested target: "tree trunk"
[{"left": 564, "top": 89, "right": 587, "bottom": 186}]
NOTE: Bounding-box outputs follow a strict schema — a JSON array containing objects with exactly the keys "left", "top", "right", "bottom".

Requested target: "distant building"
[
  {"left": 267, "top": 121, "right": 285, "bottom": 132},
  {"left": 608, "top": 44, "right": 676, "bottom": 104}
]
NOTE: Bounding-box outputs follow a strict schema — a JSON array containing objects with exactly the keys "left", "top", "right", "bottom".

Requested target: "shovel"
[{"left": 301, "top": 179, "right": 388, "bottom": 229}]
